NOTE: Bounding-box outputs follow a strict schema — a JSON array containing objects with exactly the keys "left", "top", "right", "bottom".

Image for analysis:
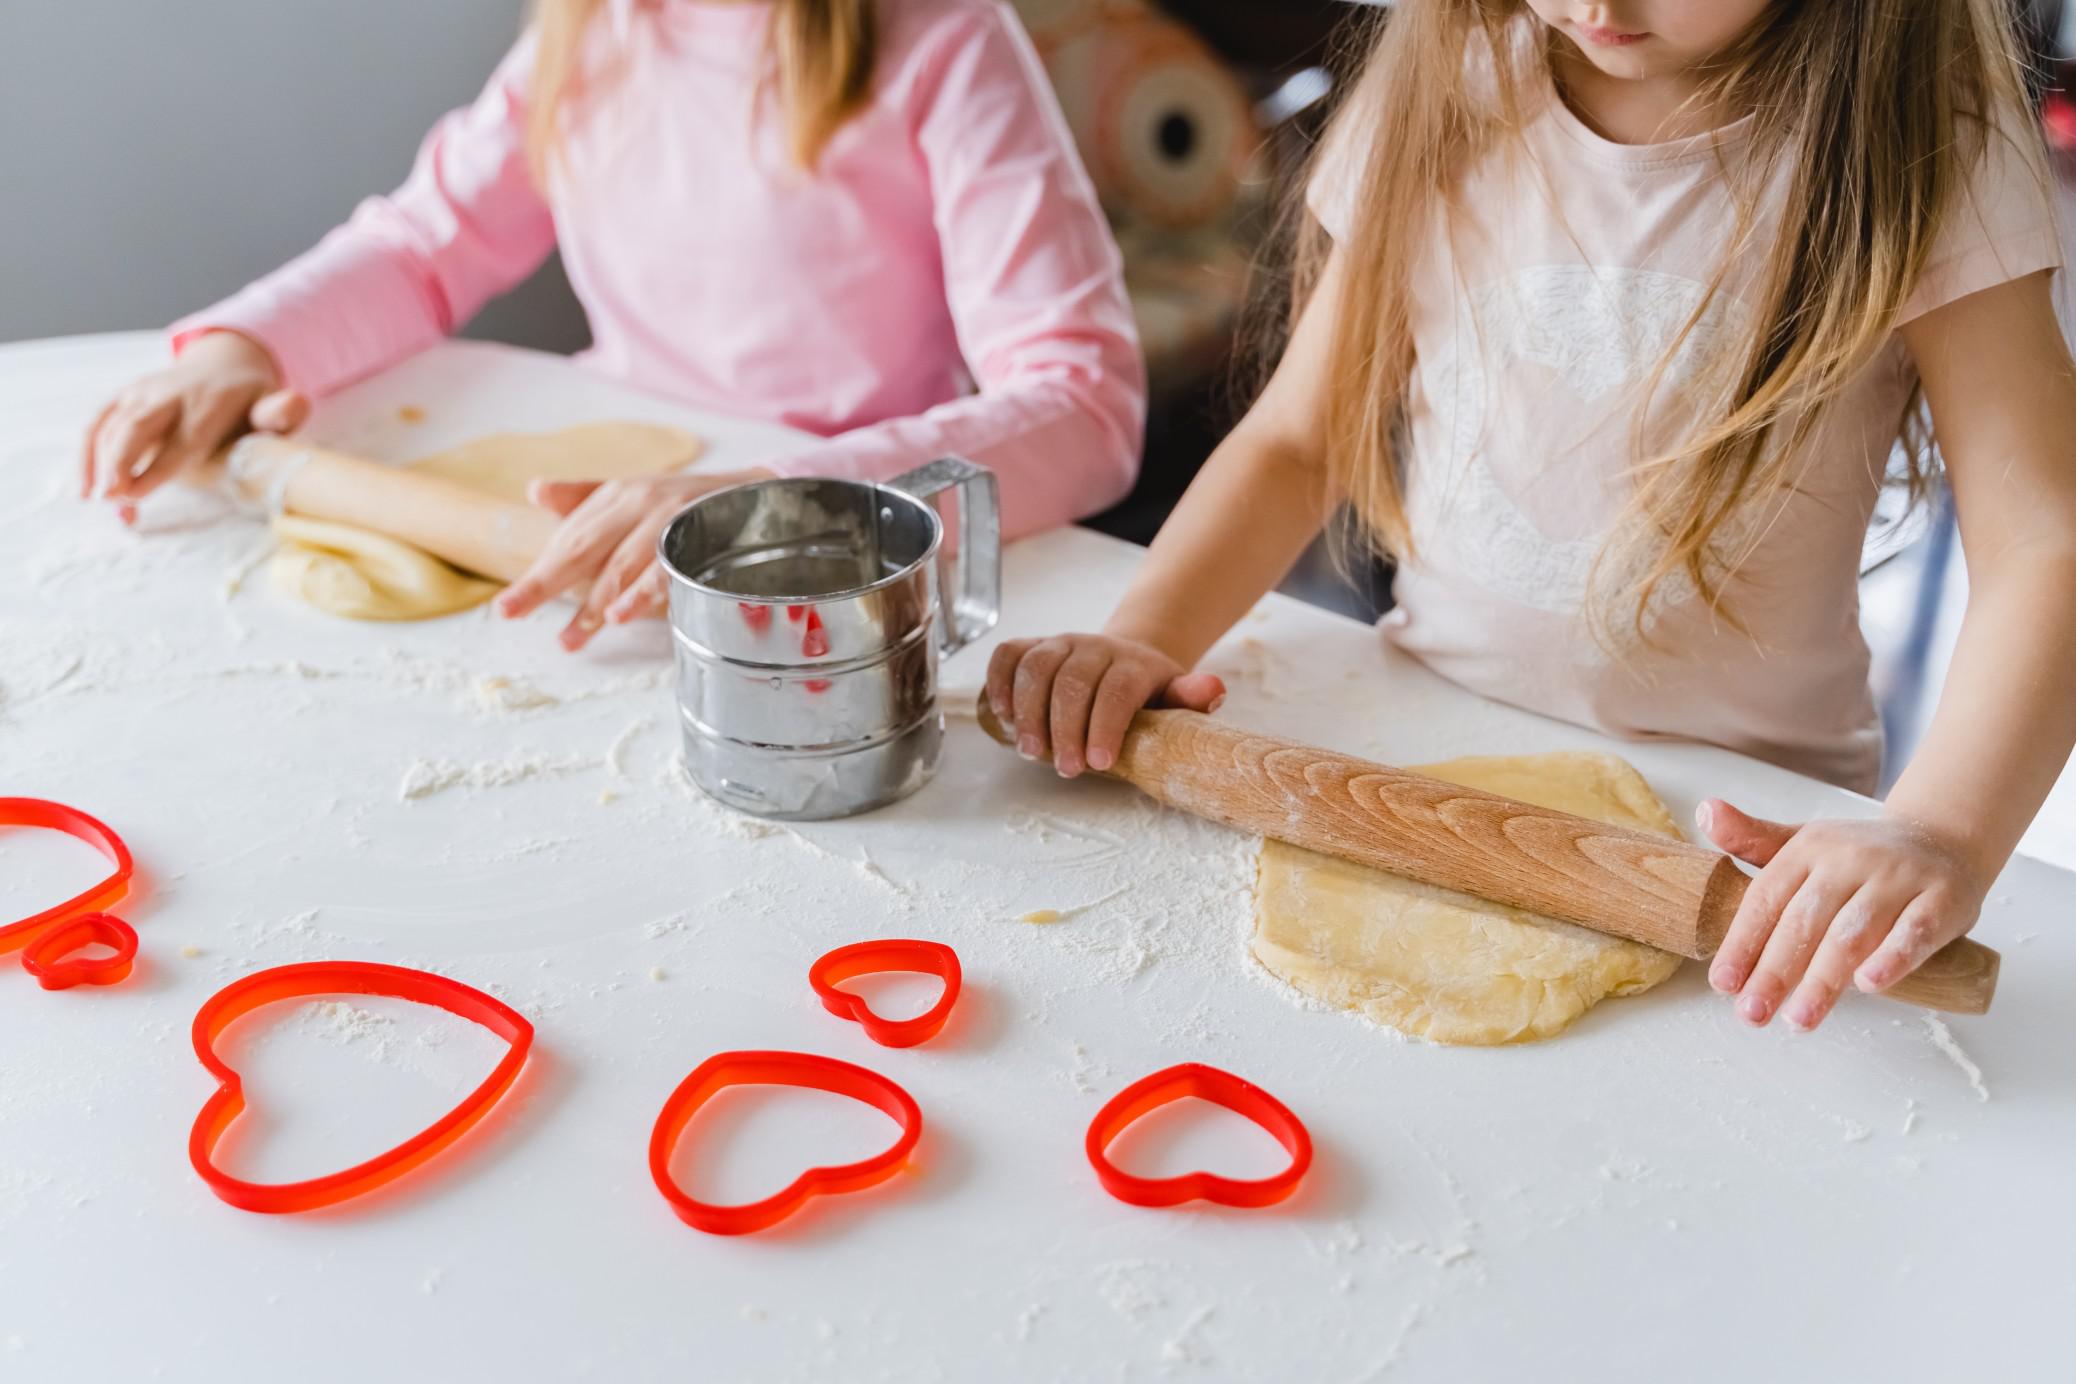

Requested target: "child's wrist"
[
  {"left": 1877, "top": 796, "right": 2006, "bottom": 884},
  {"left": 1101, "top": 612, "right": 1194, "bottom": 668}
]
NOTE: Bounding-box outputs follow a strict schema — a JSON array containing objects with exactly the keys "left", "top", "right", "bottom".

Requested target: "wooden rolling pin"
[
  {"left": 975, "top": 697, "right": 1999, "bottom": 1015},
  {"left": 220, "top": 435, "right": 556, "bottom": 582}
]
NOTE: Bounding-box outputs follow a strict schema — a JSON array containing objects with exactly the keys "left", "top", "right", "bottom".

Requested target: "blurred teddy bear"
[{"left": 1011, "top": 0, "right": 1266, "bottom": 391}]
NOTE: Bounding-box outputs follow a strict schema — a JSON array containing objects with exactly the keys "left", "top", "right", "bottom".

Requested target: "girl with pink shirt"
[
  {"left": 80, "top": 0, "right": 1143, "bottom": 648},
  {"left": 992, "top": 1, "right": 2076, "bottom": 1031}
]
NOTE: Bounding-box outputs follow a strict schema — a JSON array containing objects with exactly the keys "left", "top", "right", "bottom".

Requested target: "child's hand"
[
  {"left": 81, "top": 331, "right": 306, "bottom": 524},
  {"left": 1697, "top": 799, "right": 1990, "bottom": 1031},
  {"left": 985, "top": 634, "right": 1225, "bottom": 777},
  {"left": 495, "top": 469, "right": 775, "bottom": 650}
]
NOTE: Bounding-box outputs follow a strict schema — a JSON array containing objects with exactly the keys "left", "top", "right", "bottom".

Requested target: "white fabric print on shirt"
[{"left": 1412, "top": 264, "right": 1749, "bottom": 639}]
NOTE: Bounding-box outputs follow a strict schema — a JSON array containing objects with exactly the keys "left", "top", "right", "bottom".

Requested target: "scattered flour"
[
  {"left": 473, "top": 675, "right": 561, "bottom": 714},
  {"left": 295, "top": 1001, "right": 397, "bottom": 1060},
  {"left": 1921, "top": 1015, "right": 1991, "bottom": 1101},
  {"left": 1831, "top": 1117, "right": 1873, "bottom": 1144},
  {"left": 1158, "top": 1306, "right": 1215, "bottom": 1365},
  {"left": 604, "top": 717, "right": 652, "bottom": 778},
  {"left": 221, "top": 539, "right": 275, "bottom": 601},
  {"left": 399, "top": 752, "right": 601, "bottom": 802},
  {"left": 1094, "top": 1260, "right": 1165, "bottom": 1323}
]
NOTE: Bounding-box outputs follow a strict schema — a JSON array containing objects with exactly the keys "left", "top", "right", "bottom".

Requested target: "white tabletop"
[{"left": 3, "top": 334, "right": 2070, "bottom": 1382}]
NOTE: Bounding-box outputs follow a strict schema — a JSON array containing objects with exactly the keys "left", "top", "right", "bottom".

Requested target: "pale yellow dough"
[
  {"left": 272, "top": 516, "right": 501, "bottom": 621},
  {"left": 271, "top": 422, "right": 703, "bottom": 620},
  {"left": 1249, "top": 751, "right": 1685, "bottom": 1046}
]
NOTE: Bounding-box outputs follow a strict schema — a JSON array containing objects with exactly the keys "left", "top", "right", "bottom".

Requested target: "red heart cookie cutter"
[
  {"left": 808, "top": 939, "right": 961, "bottom": 1048},
  {"left": 1086, "top": 1063, "right": 1313, "bottom": 1209},
  {"left": 649, "top": 1049, "right": 922, "bottom": 1235},
  {"left": 21, "top": 913, "right": 138, "bottom": 990},
  {"left": 0, "top": 798, "right": 138, "bottom": 990},
  {"left": 190, "top": 961, "right": 535, "bottom": 1213}
]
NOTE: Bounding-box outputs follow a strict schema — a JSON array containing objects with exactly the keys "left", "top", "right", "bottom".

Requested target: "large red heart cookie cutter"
[
  {"left": 1086, "top": 1063, "right": 1313, "bottom": 1209},
  {"left": 808, "top": 939, "right": 962, "bottom": 1047},
  {"left": 649, "top": 1049, "right": 923, "bottom": 1235},
  {"left": 0, "top": 798, "right": 138, "bottom": 990},
  {"left": 190, "top": 961, "right": 535, "bottom": 1213}
]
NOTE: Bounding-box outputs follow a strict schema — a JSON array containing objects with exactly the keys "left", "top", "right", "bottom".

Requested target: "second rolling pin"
[
  {"left": 975, "top": 698, "right": 1999, "bottom": 1015},
  {"left": 222, "top": 435, "right": 557, "bottom": 583}
]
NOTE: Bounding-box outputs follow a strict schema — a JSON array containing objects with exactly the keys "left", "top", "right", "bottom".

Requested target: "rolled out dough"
[
  {"left": 1249, "top": 751, "right": 1684, "bottom": 1046},
  {"left": 272, "top": 421, "right": 702, "bottom": 621}
]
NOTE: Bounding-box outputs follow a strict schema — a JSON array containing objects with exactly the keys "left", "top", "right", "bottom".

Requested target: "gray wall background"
[{"left": 0, "top": 0, "right": 589, "bottom": 351}]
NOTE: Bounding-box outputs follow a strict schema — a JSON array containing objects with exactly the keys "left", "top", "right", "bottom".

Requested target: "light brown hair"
[
  {"left": 1300, "top": 0, "right": 2042, "bottom": 642},
  {"left": 527, "top": 0, "right": 878, "bottom": 177}
]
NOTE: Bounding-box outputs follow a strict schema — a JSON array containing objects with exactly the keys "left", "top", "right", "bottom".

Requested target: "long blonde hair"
[
  {"left": 1302, "top": 0, "right": 2041, "bottom": 642},
  {"left": 527, "top": 0, "right": 878, "bottom": 177}
]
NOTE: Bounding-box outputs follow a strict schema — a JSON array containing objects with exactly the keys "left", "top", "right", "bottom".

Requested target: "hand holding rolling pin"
[
  {"left": 990, "top": 635, "right": 2000, "bottom": 1027},
  {"left": 80, "top": 330, "right": 309, "bottom": 524},
  {"left": 1697, "top": 803, "right": 1993, "bottom": 1031},
  {"left": 985, "top": 632, "right": 1226, "bottom": 777}
]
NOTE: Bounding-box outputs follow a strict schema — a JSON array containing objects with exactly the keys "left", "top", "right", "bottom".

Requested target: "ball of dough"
[{"left": 1249, "top": 751, "right": 1686, "bottom": 1046}]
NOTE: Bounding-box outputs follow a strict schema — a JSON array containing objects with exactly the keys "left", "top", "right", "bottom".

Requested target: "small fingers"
[
  {"left": 1010, "top": 638, "right": 1073, "bottom": 761},
  {"left": 1781, "top": 884, "right": 1907, "bottom": 1030},
  {"left": 1086, "top": 662, "right": 1162, "bottom": 771},
  {"left": 1707, "top": 851, "right": 1809, "bottom": 995},
  {"left": 1855, "top": 891, "right": 1967, "bottom": 994},
  {"left": 1697, "top": 798, "right": 1798, "bottom": 868},
  {"left": 1048, "top": 645, "right": 1114, "bottom": 778},
  {"left": 1160, "top": 671, "right": 1226, "bottom": 713},
  {"left": 561, "top": 529, "right": 659, "bottom": 651},
  {"left": 607, "top": 563, "right": 668, "bottom": 624},
  {"left": 79, "top": 401, "right": 115, "bottom": 499},
  {"left": 137, "top": 391, "right": 247, "bottom": 501},
  {"left": 529, "top": 478, "right": 604, "bottom": 518},
  {"left": 248, "top": 388, "right": 310, "bottom": 435},
  {"left": 1736, "top": 873, "right": 1855, "bottom": 1026},
  {"left": 92, "top": 394, "right": 179, "bottom": 501},
  {"left": 496, "top": 495, "right": 629, "bottom": 619},
  {"left": 986, "top": 640, "right": 1033, "bottom": 723}
]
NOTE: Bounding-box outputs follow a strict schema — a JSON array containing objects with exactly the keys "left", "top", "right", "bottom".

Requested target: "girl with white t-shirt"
[{"left": 990, "top": 1, "right": 2076, "bottom": 1031}]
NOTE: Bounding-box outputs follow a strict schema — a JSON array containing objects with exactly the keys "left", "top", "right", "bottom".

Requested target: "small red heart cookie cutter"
[
  {"left": 1086, "top": 1063, "right": 1313, "bottom": 1209},
  {"left": 190, "top": 961, "right": 535, "bottom": 1213},
  {"left": 0, "top": 798, "right": 138, "bottom": 991},
  {"left": 650, "top": 1049, "right": 922, "bottom": 1235},
  {"left": 808, "top": 939, "right": 961, "bottom": 1048}
]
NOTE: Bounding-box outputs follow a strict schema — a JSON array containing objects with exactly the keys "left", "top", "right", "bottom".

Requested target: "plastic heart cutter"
[
  {"left": 189, "top": 961, "right": 535, "bottom": 1213},
  {"left": 0, "top": 798, "right": 138, "bottom": 990},
  {"left": 1086, "top": 1063, "right": 1313, "bottom": 1209},
  {"left": 649, "top": 1049, "right": 923, "bottom": 1234},
  {"left": 808, "top": 939, "right": 962, "bottom": 1047}
]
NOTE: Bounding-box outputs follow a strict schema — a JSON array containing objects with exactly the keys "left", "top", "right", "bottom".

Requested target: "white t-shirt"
[{"left": 1310, "top": 57, "right": 2061, "bottom": 791}]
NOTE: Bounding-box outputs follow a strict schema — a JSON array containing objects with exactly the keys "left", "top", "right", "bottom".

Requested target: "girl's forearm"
[
  {"left": 1104, "top": 424, "right": 1333, "bottom": 667},
  {"left": 1884, "top": 546, "right": 2076, "bottom": 875}
]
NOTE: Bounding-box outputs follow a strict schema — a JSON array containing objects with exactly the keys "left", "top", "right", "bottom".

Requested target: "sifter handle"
[{"left": 888, "top": 458, "right": 999, "bottom": 656}]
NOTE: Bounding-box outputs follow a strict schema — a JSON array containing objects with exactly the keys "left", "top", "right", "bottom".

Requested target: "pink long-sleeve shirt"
[{"left": 172, "top": 0, "right": 1145, "bottom": 538}]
